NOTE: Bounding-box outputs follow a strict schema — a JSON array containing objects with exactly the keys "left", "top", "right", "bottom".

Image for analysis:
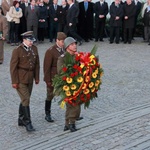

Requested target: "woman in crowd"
[{"left": 8, "top": 0, "right": 23, "bottom": 46}]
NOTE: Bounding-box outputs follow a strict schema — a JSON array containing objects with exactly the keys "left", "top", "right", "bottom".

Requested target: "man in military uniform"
[
  {"left": 10, "top": 31, "right": 40, "bottom": 132},
  {"left": 57, "top": 37, "right": 81, "bottom": 132},
  {"left": 0, "top": 7, "right": 8, "bottom": 64},
  {"left": 43, "top": 32, "right": 67, "bottom": 122}
]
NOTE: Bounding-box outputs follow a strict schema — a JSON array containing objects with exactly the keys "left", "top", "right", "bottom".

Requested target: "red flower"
[
  {"left": 77, "top": 66, "right": 82, "bottom": 72},
  {"left": 92, "top": 65, "right": 96, "bottom": 69},
  {"left": 62, "top": 76, "right": 67, "bottom": 81},
  {"left": 87, "top": 94, "right": 91, "bottom": 99},
  {"left": 75, "top": 55, "right": 80, "bottom": 61},
  {"left": 62, "top": 67, "right": 67, "bottom": 72},
  {"left": 74, "top": 72, "right": 78, "bottom": 76},
  {"left": 73, "top": 64, "right": 78, "bottom": 69},
  {"left": 70, "top": 73, "right": 74, "bottom": 78}
]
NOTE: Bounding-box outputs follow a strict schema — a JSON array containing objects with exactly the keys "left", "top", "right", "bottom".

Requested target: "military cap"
[
  {"left": 57, "top": 32, "right": 67, "bottom": 40},
  {"left": 64, "top": 37, "right": 77, "bottom": 49},
  {"left": 21, "top": 31, "right": 36, "bottom": 42}
]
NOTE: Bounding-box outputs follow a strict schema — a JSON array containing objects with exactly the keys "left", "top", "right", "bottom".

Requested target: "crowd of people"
[
  {"left": 2, "top": 0, "right": 150, "bottom": 133},
  {"left": 0, "top": 0, "right": 150, "bottom": 48}
]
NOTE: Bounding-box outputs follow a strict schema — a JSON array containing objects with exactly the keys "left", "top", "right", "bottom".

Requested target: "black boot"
[
  {"left": 22, "top": 106, "right": 35, "bottom": 132},
  {"left": 18, "top": 103, "right": 24, "bottom": 126},
  {"left": 45, "top": 101, "right": 54, "bottom": 122},
  {"left": 69, "top": 124, "right": 77, "bottom": 132}
]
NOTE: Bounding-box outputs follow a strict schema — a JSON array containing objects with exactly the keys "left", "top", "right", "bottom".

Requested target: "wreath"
[{"left": 53, "top": 46, "right": 103, "bottom": 109}]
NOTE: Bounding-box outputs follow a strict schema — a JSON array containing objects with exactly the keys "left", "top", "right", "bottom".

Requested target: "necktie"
[
  {"left": 84, "top": 2, "right": 88, "bottom": 11},
  {"left": 32, "top": 6, "right": 34, "bottom": 11},
  {"left": 54, "top": 5, "right": 57, "bottom": 10}
]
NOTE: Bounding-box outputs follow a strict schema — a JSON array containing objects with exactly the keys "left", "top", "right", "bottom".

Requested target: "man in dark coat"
[
  {"left": 94, "top": 0, "right": 108, "bottom": 42},
  {"left": 109, "top": 0, "right": 124, "bottom": 44},
  {"left": 66, "top": 0, "right": 83, "bottom": 45},
  {"left": 49, "top": 0, "right": 60, "bottom": 42},
  {"left": 57, "top": 0, "right": 69, "bottom": 33},
  {"left": 19, "top": 0, "right": 30, "bottom": 41},
  {"left": 78, "top": 0, "right": 94, "bottom": 42},
  {"left": 132, "top": 0, "right": 142, "bottom": 39},
  {"left": 123, "top": 0, "right": 136, "bottom": 44},
  {"left": 10, "top": 31, "right": 40, "bottom": 132},
  {"left": 38, "top": 0, "right": 48, "bottom": 42},
  {"left": 43, "top": 32, "right": 67, "bottom": 122}
]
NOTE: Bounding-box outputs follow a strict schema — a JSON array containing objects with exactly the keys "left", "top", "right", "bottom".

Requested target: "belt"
[{"left": 19, "top": 67, "right": 34, "bottom": 71}]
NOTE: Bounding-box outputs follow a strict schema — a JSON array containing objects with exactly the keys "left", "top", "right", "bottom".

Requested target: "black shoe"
[
  {"left": 124, "top": 41, "right": 127, "bottom": 44},
  {"left": 64, "top": 125, "right": 69, "bottom": 131},
  {"left": 116, "top": 42, "right": 119, "bottom": 44},
  {"left": 110, "top": 41, "right": 113, "bottom": 44},
  {"left": 128, "top": 41, "right": 131, "bottom": 44},
  {"left": 45, "top": 115, "right": 54, "bottom": 122},
  {"left": 99, "top": 39, "right": 104, "bottom": 42},
  {"left": 0, "top": 62, "right": 2, "bottom": 65},
  {"left": 78, "top": 41, "right": 83, "bottom": 46},
  {"left": 90, "top": 38, "right": 93, "bottom": 41},
  {"left": 95, "top": 39, "right": 98, "bottom": 42},
  {"left": 148, "top": 43, "right": 150, "bottom": 45},
  {"left": 69, "top": 124, "right": 77, "bottom": 132},
  {"left": 49, "top": 40, "right": 53, "bottom": 43},
  {"left": 26, "top": 123, "right": 35, "bottom": 132},
  {"left": 76, "top": 117, "right": 83, "bottom": 121}
]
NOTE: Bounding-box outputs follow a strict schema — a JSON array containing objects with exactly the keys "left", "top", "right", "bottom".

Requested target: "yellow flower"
[
  {"left": 66, "top": 77, "right": 73, "bottom": 84},
  {"left": 80, "top": 63, "right": 84, "bottom": 68},
  {"left": 95, "top": 68, "right": 98, "bottom": 74},
  {"left": 91, "top": 87, "right": 95, "bottom": 92},
  {"left": 77, "top": 76, "right": 83, "bottom": 83},
  {"left": 85, "top": 76, "right": 90, "bottom": 82},
  {"left": 100, "top": 72, "right": 104, "bottom": 77},
  {"left": 89, "top": 82, "right": 94, "bottom": 88},
  {"left": 71, "top": 84, "right": 77, "bottom": 90},
  {"left": 95, "top": 80, "right": 101, "bottom": 87},
  {"left": 90, "top": 59, "right": 96, "bottom": 65},
  {"left": 90, "top": 55, "right": 95, "bottom": 62},
  {"left": 73, "top": 90, "right": 78, "bottom": 96},
  {"left": 83, "top": 89, "right": 90, "bottom": 94},
  {"left": 92, "top": 72, "right": 97, "bottom": 78},
  {"left": 63, "top": 85, "right": 70, "bottom": 91},
  {"left": 82, "top": 83, "right": 87, "bottom": 89},
  {"left": 65, "top": 91, "right": 71, "bottom": 96}
]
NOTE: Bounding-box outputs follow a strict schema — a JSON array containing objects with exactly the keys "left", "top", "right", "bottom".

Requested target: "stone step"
[{"left": 10, "top": 102, "right": 150, "bottom": 150}]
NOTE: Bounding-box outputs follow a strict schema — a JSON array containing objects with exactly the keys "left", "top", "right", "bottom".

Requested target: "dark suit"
[
  {"left": 109, "top": 3, "right": 124, "bottom": 43},
  {"left": 19, "top": 2, "right": 30, "bottom": 39},
  {"left": 66, "top": 3, "right": 83, "bottom": 42},
  {"left": 25, "top": 5, "right": 40, "bottom": 40},
  {"left": 133, "top": 1, "right": 142, "bottom": 38},
  {"left": 78, "top": 1, "right": 94, "bottom": 41},
  {"left": 49, "top": 4, "right": 59, "bottom": 42},
  {"left": 57, "top": 5, "right": 69, "bottom": 33},
  {"left": 94, "top": 1, "right": 108, "bottom": 41},
  {"left": 38, "top": 5, "right": 48, "bottom": 42},
  {"left": 123, "top": 2, "right": 136, "bottom": 43}
]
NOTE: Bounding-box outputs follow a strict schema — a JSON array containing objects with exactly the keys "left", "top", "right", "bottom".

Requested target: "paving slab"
[{"left": 0, "top": 38, "right": 150, "bottom": 150}]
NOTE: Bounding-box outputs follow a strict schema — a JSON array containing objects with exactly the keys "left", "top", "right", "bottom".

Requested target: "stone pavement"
[{"left": 0, "top": 38, "right": 150, "bottom": 150}]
